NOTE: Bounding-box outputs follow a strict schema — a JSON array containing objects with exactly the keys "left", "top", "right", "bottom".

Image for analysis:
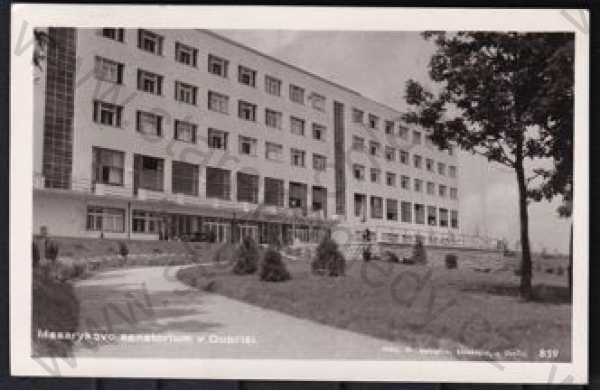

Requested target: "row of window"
[
  {"left": 93, "top": 146, "right": 329, "bottom": 201},
  {"left": 353, "top": 194, "right": 459, "bottom": 228},
  {"left": 100, "top": 28, "right": 327, "bottom": 111},
  {"left": 351, "top": 164, "right": 458, "bottom": 199},
  {"left": 351, "top": 136, "right": 458, "bottom": 178}
]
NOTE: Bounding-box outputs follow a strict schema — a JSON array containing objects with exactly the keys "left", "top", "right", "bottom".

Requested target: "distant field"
[{"left": 178, "top": 255, "right": 571, "bottom": 362}]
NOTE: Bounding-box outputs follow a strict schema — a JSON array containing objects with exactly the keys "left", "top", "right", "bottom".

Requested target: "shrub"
[
  {"left": 382, "top": 250, "right": 399, "bottom": 263},
  {"left": 32, "top": 241, "right": 40, "bottom": 267},
  {"left": 445, "top": 254, "right": 458, "bottom": 269},
  {"left": 118, "top": 242, "right": 129, "bottom": 259},
  {"left": 260, "top": 248, "right": 291, "bottom": 282},
  {"left": 411, "top": 235, "right": 427, "bottom": 264},
  {"left": 311, "top": 236, "right": 345, "bottom": 277},
  {"left": 44, "top": 240, "right": 59, "bottom": 263},
  {"left": 556, "top": 266, "right": 565, "bottom": 276},
  {"left": 232, "top": 236, "right": 260, "bottom": 275}
]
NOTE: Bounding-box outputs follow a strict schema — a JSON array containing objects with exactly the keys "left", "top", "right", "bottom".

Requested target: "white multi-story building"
[{"left": 33, "top": 28, "right": 460, "bottom": 246}]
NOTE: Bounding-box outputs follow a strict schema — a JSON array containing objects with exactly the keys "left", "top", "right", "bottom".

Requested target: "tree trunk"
[{"left": 515, "top": 159, "right": 533, "bottom": 300}]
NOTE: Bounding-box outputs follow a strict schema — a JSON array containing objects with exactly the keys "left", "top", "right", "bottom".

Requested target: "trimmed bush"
[
  {"left": 557, "top": 266, "right": 565, "bottom": 276},
  {"left": 445, "top": 253, "right": 458, "bottom": 269},
  {"left": 44, "top": 240, "right": 59, "bottom": 263},
  {"left": 232, "top": 236, "right": 260, "bottom": 275},
  {"left": 411, "top": 235, "right": 427, "bottom": 264},
  {"left": 362, "top": 245, "right": 372, "bottom": 262},
  {"left": 32, "top": 241, "right": 40, "bottom": 267},
  {"left": 311, "top": 237, "right": 345, "bottom": 277},
  {"left": 118, "top": 242, "right": 129, "bottom": 259},
  {"left": 260, "top": 248, "right": 291, "bottom": 282},
  {"left": 382, "top": 250, "right": 399, "bottom": 263}
]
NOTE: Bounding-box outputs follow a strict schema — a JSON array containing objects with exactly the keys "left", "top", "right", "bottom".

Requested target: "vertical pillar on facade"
[
  {"left": 230, "top": 170, "right": 237, "bottom": 203},
  {"left": 124, "top": 153, "right": 135, "bottom": 195},
  {"left": 164, "top": 157, "right": 172, "bottom": 195},
  {"left": 258, "top": 174, "right": 265, "bottom": 204},
  {"left": 198, "top": 165, "right": 207, "bottom": 200}
]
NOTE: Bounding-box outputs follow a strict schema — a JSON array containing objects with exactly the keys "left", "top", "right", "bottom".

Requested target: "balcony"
[{"left": 136, "top": 188, "right": 166, "bottom": 201}]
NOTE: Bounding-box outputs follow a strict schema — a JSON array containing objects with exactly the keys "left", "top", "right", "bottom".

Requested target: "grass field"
[{"left": 177, "top": 256, "right": 571, "bottom": 362}]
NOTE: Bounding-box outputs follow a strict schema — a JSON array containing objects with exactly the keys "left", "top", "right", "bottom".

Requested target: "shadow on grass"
[{"left": 460, "top": 282, "right": 571, "bottom": 304}]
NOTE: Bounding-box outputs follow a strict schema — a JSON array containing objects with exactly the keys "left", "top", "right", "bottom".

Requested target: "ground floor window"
[
  {"left": 132, "top": 210, "right": 162, "bottom": 234},
  {"left": 204, "top": 221, "right": 230, "bottom": 243},
  {"left": 439, "top": 208, "right": 449, "bottom": 227},
  {"left": 86, "top": 206, "right": 125, "bottom": 232},
  {"left": 239, "top": 224, "right": 259, "bottom": 242},
  {"left": 293, "top": 226, "right": 309, "bottom": 243},
  {"left": 451, "top": 209, "right": 459, "bottom": 229}
]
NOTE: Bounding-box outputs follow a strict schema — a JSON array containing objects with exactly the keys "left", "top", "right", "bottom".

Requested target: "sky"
[{"left": 217, "top": 30, "right": 572, "bottom": 254}]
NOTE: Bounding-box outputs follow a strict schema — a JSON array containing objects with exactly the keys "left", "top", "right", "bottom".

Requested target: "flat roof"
[{"left": 198, "top": 29, "right": 405, "bottom": 117}]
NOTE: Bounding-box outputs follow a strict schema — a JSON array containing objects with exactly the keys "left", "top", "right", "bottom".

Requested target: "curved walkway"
[{"left": 72, "top": 265, "right": 433, "bottom": 360}]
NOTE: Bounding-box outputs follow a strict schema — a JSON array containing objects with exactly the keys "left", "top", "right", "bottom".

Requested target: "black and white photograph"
[{"left": 10, "top": 5, "right": 589, "bottom": 383}]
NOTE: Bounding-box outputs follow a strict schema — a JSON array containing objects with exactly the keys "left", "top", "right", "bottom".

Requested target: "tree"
[
  {"left": 404, "top": 32, "right": 574, "bottom": 300},
  {"left": 33, "top": 29, "right": 51, "bottom": 69}
]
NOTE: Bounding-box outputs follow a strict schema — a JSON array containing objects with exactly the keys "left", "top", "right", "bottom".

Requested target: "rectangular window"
[
  {"left": 399, "top": 150, "right": 409, "bottom": 164},
  {"left": 312, "top": 123, "right": 326, "bottom": 141},
  {"left": 354, "top": 193, "right": 367, "bottom": 218},
  {"left": 174, "top": 120, "right": 197, "bottom": 143},
  {"left": 438, "top": 162, "right": 446, "bottom": 176},
  {"left": 134, "top": 154, "right": 164, "bottom": 192},
  {"left": 93, "top": 101, "right": 122, "bottom": 127},
  {"left": 137, "top": 69, "right": 163, "bottom": 95},
  {"left": 353, "top": 164, "right": 365, "bottom": 181},
  {"left": 264, "top": 177, "right": 284, "bottom": 206},
  {"left": 205, "top": 167, "right": 231, "bottom": 200},
  {"left": 449, "top": 165, "right": 457, "bottom": 178},
  {"left": 265, "top": 142, "right": 283, "bottom": 161},
  {"left": 439, "top": 185, "right": 447, "bottom": 198},
  {"left": 290, "top": 116, "right": 305, "bottom": 136},
  {"left": 138, "top": 29, "right": 163, "bottom": 55},
  {"left": 310, "top": 93, "right": 326, "bottom": 111},
  {"left": 440, "top": 208, "right": 449, "bottom": 227},
  {"left": 414, "top": 203, "right": 425, "bottom": 224},
  {"left": 352, "top": 108, "right": 364, "bottom": 124},
  {"left": 238, "top": 100, "right": 257, "bottom": 121},
  {"left": 92, "top": 147, "right": 124, "bottom": 186},
  {"left": 175, "top": 81, "right": 197, "bottom": 105},
  {"left": 426, "top": 158, "right": 434, "bottom": 172},
  {"left": 208, "top": 54, "right": 228, "bottom": 77},
  {"left": 427, "top": 181, "right": 435, "bottom": 195},
  {"left": 239, "top": 136, "right": 257, "bottom": 156},
  {"left": 414, "top": 178, "right": 423, "bottom": 192},
  {"left": 414, "top": 154, "right": 422, "bottom": 169},
  {"left": 313, "top": 154, "right": 327, "bottom": 171},
  {"left": 413, "top": 131, "right": 422, "bottom": 145},
  {"left": 451, "top": 210, "right": 459, "bottom": 228},
  {"left": 385, "top": 146, "right": 395, "bottom": 161},
  {"left": 132, "top": 210, "right": 162, "bottom": 234},
  {"left": 352, "top": 136, "right": 365, "bottom": 152},
  {"left": 370, "top": 168, "right": 381, "bottom": 183},
  {"left": 86, "top": 206, "right": 125, "bottom": 232},
  {"left": 265, "top": 109, "right": 282, "bottom": 129},
  {"left": 172, "top": 161, "right": 199, "bottom": 196},
  {"left": 401, "top": 201, "right": 412, "bottom": 223},
  {"left": 370, "top": 196, "right": 383, "bottom": 219},
  {"left": 207, "top": 128, "right": 228, "bottom": 150},
  {"left": 369, "top": 141, "right": 381, "bottom": 157},
  {"left": 289, "top": 182, "right": 307, "bottom": 210},
  {"left": 401, "top": 175, "right": 410, "bottom": 190},
  {"left": 289, "top": 84, "right": 305, "bottom": 104},
  {"left": 265, "top": 75, "right": 281, "bottom": 96},
  {"left": 175, "top": 42, "right": 197, "bottom": 66},
  {"left": 136, "top": 111, "right": 162, "bottom": 136},
  {"left": 398, "top": 125, "right": 409, "bottom": 139},
  {"left": 427, "top": 206, "right": 437, "bottom": 226},
  {"left": 385, "top": 121, "right": 394, "bottom": 135},
  {"left": 386, "top": 199, "right": 398, "bottom": 221},
  {"left": 368, "top": 114, "right": 379, "bottom": 129},
  {"left": 208, "top": 91, "right": 229, "bottom": 114},
  {"left": 237, "top": 172, "right": 259, "bottom": 203},
  {"left": 450, "top": 187, "right": 458, "bottom": 200},
  {"left": 291, "top": 148, "right": 306, "bottom": 167},
  {"left": 94, "top": 56, "right": 123, "bottom": 84},
  {"left": 386, "top": 172, "right": 396, "bottom": 186},
  {"left": 238, "top": 65, "right": 256, "bottom": 87},
  {"left": 100, "top": 28, "right": 124, "bottom": 42}
]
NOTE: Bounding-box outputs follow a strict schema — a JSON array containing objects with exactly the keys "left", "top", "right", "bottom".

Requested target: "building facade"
[{"left": 33, "top": 28, "right": 461, "bottom": 246}]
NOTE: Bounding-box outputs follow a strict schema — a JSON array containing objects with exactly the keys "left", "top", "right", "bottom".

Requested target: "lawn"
[{"left": 177, "top": 255, "right": 572, "bottom": 362}]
